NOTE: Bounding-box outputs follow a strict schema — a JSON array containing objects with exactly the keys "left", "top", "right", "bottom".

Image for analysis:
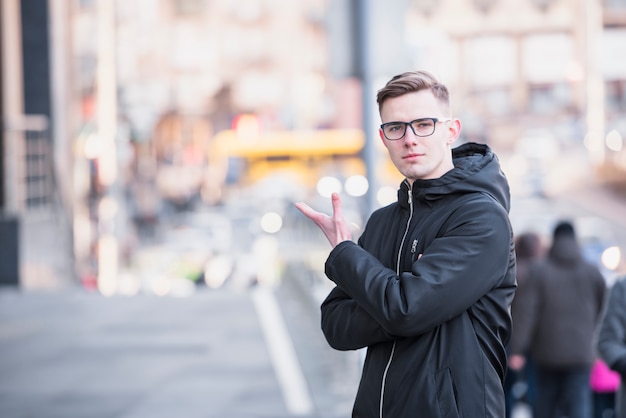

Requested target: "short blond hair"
[{"left": 376, "top": 70, "right": 450, "bottom": 114}]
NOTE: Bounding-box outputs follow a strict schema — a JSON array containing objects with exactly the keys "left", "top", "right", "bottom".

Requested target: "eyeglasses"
[{"left": 380, "top": 118, "right": 451, "bottom": 141}]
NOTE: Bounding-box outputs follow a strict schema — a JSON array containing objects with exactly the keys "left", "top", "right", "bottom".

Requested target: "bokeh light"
[
  {"left": 260, "top": 212, "right": 283, "bottom": 234},
  {"left": 345, "top": 175, "right": 369, "bottom": 197},
  {"left": 317, "top": 176, "right": 342, "bottom": 198},
  {"left": 602, "top": 246, "right": 622, "bottom": 271},
  {"left": 376, "top": 186, "right": 397, "bottom": 207},
  {"left": 606, "top": 129, "right": 623, "bottom": 152}
]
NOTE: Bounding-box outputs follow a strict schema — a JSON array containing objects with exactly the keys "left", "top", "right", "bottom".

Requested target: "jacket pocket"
[{"left": 435, "top": 367, "right": 460, "bottom": 418}]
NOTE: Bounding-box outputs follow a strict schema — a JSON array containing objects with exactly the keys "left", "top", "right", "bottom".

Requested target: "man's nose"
[{"left": 403, "top": 125, "right": 419, "bottom": 143}]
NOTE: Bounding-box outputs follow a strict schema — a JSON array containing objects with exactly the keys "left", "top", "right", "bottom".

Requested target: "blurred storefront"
[
  {"left": 408, "top": 0, "right": 626, "bottom": 188},
  {"left": 0, "top": 0, "right": 75, "bottom": 288},
  {"left": 2, "top": 0, "right": 626, "bottom": 291}
]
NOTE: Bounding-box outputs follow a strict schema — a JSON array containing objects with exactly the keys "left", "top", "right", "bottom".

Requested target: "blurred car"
[{"left": 132, "top": 211, "right": 234, "bottom": 295}]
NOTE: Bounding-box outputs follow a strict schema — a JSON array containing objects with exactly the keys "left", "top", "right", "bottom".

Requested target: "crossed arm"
[{"left": 296, "top": 193, "right": 391, "bottom": 349}]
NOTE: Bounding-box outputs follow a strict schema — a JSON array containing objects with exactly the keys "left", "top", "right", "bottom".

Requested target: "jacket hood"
[
  {"left": 398, "top": 142, "right": 511, "bottom": 212},
  {"left": 549, "top": 235, "right": 582, "bottom": 265}
]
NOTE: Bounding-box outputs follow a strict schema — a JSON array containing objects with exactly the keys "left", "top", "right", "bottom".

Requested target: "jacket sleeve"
[
  {"left": 324, "top": 199, "right": 513, "bottom": 338},
  {"left": 597, "top": 278, "right": 626, "bottom": 375},
  {"left": 321, "top": 286, "right": 395, "bottom": 350}
]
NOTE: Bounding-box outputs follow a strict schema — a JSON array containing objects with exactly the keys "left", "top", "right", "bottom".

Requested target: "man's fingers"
[
  {"left": 294, "top": 201, "right": 308, "bottom": 213},
  {"left": 331, "top": 192, "right": 343, "bottom": 219},
  {"left": 295, "top": 202, "right": 327, "bottom": 226},
  {"left": 295, "top": 202, "right": 315, "bottom": 218},
  {"left": 295, "top": 196, "right": 351, "bottom": 247}
]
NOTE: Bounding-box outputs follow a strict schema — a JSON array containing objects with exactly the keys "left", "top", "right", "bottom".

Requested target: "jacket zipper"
[{"left": 379, "top": 183, "right": 414, "bottom": 418}]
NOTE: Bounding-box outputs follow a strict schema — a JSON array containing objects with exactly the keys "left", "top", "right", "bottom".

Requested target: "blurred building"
[
  {"left": 71, "top": 0, "right": 626, "bottom": 199},
  {"left": 2, "top": 0, "right": 626, "bottom": 289},
  {"left": 93, "top": 0, "right": 327, "bottom": 192},
  {"left": 403, "top": 0, "right": 626, "bottom": 161},
  {"left": 0, "top": 0, "right": 75, "bottom": 288}
]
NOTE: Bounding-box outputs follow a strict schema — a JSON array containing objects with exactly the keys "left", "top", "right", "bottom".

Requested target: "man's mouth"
[{"left": 403, "top": 153, "right": 423, "bottom": 160}]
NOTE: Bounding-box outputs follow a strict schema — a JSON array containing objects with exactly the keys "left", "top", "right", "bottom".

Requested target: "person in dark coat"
[
  {"left": 506, "top": 231, "right": 543, "bottom": 417},
  {"left": 296, "top": 70, "right": 516, "bottom": 417},
  {"left": 509, "top": 220, "right": 606, "bottom": 418},
  {"left": 597, "top": 274, "right": 626, "bottom": 418}
]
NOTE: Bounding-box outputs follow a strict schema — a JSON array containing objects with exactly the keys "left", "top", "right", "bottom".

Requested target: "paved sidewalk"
[{"left": 0, "top": 287, "right": 292, "bottom": 418}]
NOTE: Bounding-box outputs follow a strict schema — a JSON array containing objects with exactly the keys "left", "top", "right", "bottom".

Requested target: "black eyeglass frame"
[{"left": 380, "top": 117, "right": 452, "bottom": 141}]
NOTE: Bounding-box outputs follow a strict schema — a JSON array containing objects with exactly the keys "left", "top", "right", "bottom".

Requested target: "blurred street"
[
  {"left": 1, "top": 177, "right": 625, "bottom": 418},
  {"left": 0, "top": 277, "right": 359, "bottom": 418},
  {"left": 2, "top": 1, "right": 626, "bottom": 417}
]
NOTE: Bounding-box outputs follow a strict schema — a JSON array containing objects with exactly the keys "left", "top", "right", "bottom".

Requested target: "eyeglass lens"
[{"left": 383, "top": 119, "right": 436, "bottom": 140}]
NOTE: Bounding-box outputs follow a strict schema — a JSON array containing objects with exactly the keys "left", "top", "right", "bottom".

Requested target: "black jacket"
[
  {"left": 597, "top": 276, "right": 626, "bottom": 418},
  {"left": 321, "top": 143, "right": 516, "bottom": 417}
]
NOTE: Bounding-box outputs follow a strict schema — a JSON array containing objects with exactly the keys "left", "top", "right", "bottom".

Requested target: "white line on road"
[{"left": 252, "top": 286, "right": 314, "bottom": 415}]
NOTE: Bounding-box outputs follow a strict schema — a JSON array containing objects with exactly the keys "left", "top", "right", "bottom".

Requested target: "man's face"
[{"left": 379, "top": 90, "right": 461, "bottom": 184}]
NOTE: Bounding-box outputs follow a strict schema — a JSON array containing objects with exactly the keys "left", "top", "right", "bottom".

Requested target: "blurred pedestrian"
[
  {"left": 506, "top": 231, "right": 544, "bottom": 417},
  {"left": 510, "top": 220, "right": 607, "bottom": 418},
  {"left": 295, "top": 70, "right": 516, "bottom": 417},
  {"left": 597, "top": 275, "right": 626, "bottom": 418},
  {"left": 590, "top": 356, "right": 620, "bottom": 418}
]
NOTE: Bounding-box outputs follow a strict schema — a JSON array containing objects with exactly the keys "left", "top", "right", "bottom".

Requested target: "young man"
[{"left": 296, "top": 70, "right": 516, "bottom": 417}]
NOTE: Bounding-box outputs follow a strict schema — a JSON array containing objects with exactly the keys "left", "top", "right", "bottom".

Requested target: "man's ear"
[{"left": 447, "top": 119, "right": 462, "bottom": 145}]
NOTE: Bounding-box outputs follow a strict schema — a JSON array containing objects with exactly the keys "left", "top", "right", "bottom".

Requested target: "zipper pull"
[{"left": 411, "top": 239, "right": 418, "bottom": 254}]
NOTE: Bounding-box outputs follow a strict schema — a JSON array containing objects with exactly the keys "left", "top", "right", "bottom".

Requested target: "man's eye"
[{"left": 388, "top": 124, "right": 403, "bottom": 132}]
